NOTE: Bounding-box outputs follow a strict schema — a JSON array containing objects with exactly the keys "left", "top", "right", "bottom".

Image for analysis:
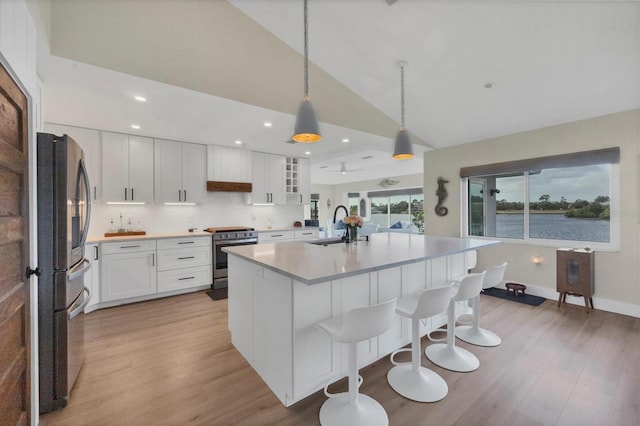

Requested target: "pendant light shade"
[
  {"left": 392, "top": 61, "right": 414, "bottom": 160},
  {"left": 393, "top": 128, "right": 414, "bottom": 159},
  {"left": 292, "top": 0, "right": 321, "bottom": 143},
  {"left": 293, "top": 98, "right": 321, "bottom": 142}
]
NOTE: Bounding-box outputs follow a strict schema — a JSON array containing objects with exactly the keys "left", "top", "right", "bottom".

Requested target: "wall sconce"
[
  {"left": 533, "top": 255, "right": 543, "bottom": 268},
  {"left": 489, "top": 189, "right": 500, "bottom": 197}
]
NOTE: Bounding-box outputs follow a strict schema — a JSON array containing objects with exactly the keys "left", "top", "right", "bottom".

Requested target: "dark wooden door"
[{"left": 0, "top": 62, "right": 31, "bottom": 425}]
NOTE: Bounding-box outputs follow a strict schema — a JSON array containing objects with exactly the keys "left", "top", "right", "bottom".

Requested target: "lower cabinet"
[
  {"left": 94, "top": 236, "right": 212, "bottom": 308},
  {"left": 101, "top": 241, "right": 158, "bottom": 302}
]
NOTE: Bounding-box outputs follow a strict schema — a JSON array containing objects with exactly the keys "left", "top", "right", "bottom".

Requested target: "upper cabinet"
[
  {"left": 207, "top": 145, "right": 251, "bottom": 182},
  {"left": 45, "top": 123, "right": 102, "bottom": 202},
  {"left": 285, "top": 157, "right": 311, "bottom": 205},
  {"left": 101, "top": 132, "right": 154, "bottom": 203},
  {"left": 251, "top": 152, "right": 285, "bottom": 204},
  {"left": 154, "top": 139, "right": 207, "bottom": 203}
]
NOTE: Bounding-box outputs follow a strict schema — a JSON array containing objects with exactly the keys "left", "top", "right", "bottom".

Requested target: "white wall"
[
  {"left": 88, "top": 192, "right": 304, "bottom": 237},
  {"left": 424, "top": 110, "right": 640, "bottom": 317}
]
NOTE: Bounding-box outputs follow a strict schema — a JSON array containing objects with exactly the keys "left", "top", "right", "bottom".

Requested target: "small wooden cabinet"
[{"left": 557, "top": 248, "right": 595, "bottom": 312}]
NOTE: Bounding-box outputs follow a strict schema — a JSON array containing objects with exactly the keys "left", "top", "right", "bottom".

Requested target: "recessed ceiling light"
[
  {"left": 483, "top": 82, "right": 495, "bottom": 89},
  {"left": 304, "top": 151, "right": 311, "bottom": 155},
  {"left": 130, "top": 124, "right": 141, "bottom": 129},
  {"left": 263, "top": 122, "right": 272, "bottom": 127},
  {"left": 342, "top": 138, "right": 350, "bottom": 143},
  {"left": 234, "top": 140, "right": 242, "bottom": 145},
  {"left": 134, "top": 96, "right": 147, "bottom": 102}
]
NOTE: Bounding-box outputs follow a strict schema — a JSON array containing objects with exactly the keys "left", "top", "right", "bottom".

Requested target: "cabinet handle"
[
  {"left": 177, "top": 241, "right": 194, "bottom": 245},
  {"left": 178, "top": 190, "right": 182, "bottom": 202},
  {"left": 266, "top": 192, "right": 269, "bottom": 203},
  {"left": 178, "top": 276, "right": 195, "bottom": 281},
  {"left": 300, "top": 194, "right": 302, "bottom": 203},
  {"left": 131, "top": 188, "right": 134, "bottom": 201},
  {"left": 271, "top": 234, "right": 284, "bottom": 238},
  {"left": 184, "top": 189, "right": 187, "bottom": 202},
  {"left": 178, "top": 256, "right": 195, "bottom": 260},
  {"left": 120, "top": 245, "right": 141, "bottom": 249},
  {"left": 94, "top": 186, "right": 97, "bottom": 201},
  {"left": 93, "top": 245, "right": 99, "bottom": 260},
  {"left": 124, "top": 187, "right": 128, "bottom": 201},
  {"left": 151, "top": 253, "right": 155, "bottom": 266}
]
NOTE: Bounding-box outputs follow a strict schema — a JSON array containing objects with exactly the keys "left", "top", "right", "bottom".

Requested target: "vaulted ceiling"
[{"left": 36, "top": 0, "right": 639, "bottom": 185}]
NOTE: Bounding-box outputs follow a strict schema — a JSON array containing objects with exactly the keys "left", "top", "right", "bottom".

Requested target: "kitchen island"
[{"left": 224, "top": 233, "right": 498, "bottom": 407}]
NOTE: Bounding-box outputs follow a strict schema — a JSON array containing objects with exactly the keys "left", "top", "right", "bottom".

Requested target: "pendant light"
[
  {"left": 392, "top": 61, "right": 414, "bottom": 159},
  {"left": 292, "top": 0, "right": 321, "bottom": 143}
]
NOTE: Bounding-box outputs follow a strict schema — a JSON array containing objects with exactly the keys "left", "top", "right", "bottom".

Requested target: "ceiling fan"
[{"left": 326, "top": 162, "right": 363, "bottom": 175}]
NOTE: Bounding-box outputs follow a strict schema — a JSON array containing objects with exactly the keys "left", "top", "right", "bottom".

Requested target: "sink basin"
[{"left": 306, "top": 237, "right": 345, "bottom": 246}]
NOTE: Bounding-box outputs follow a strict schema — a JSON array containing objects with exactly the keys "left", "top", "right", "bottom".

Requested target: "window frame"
[{"left": 461, "top": 160, "right": 620, "bottom": 252}]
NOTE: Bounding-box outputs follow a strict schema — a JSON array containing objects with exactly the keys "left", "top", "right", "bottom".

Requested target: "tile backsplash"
[{"left": 88, "top": 191, "right": 305, "bottom": 237}]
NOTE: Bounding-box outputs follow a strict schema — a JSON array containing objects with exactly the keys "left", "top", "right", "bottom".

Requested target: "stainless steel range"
[{"left": 205, "top": 227, "right": 259, "bottom": 290}]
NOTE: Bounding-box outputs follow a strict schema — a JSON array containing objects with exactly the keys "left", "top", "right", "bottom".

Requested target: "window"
[
  {"left": 462, "top": 148, "right": 619, "bottom": 248},
  {"left": 368, "top": 188, "right": 424, "bottom": 232}
]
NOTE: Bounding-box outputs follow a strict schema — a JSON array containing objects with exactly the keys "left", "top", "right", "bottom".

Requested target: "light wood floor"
[{"left": 40, "top": 291, "right": 639, "bottom": 426}]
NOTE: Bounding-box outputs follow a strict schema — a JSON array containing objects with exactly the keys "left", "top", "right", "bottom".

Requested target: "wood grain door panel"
[{"left": 0, "top": 60, "right": 30, "bottom": 426}]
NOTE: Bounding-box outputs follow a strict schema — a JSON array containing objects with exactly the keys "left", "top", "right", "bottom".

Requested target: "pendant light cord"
[
  {"left": 304, "top": 0, "right": 309, "bottom": 98},
  {"left": 400, "top": 64, "right": 405, "bottom": 129}
]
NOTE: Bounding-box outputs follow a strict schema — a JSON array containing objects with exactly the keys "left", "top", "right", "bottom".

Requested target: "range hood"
[{"left": 207, "top": 181, "right": 252, "bottom": 193}]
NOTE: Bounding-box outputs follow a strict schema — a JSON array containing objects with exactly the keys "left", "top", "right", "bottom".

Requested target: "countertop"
[
  {"left": 87, "top": 230, "right": 212, "bottom": 243},
  {"left": 223, "top": 233, "right": 499, "bottom": 284}
]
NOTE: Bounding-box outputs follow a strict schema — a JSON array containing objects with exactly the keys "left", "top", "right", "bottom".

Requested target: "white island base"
[{"left": 226, "top": 235, "right": 496, "bottom": 407}]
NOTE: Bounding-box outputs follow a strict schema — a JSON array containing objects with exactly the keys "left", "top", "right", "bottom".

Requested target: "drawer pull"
[
  {"left": 178, "top": 241, "right": 195, "bottom": 245},
  {"left": 178, "top": 256, "right": 195, "bottom": 260},
  {"left": 178, "top": 276, "right": 195, "bottom": 281},
  {"left": 271, "top": 234, "right": 284, "bottom": 237},
  {"left": 120, "top": 245, "right": 141, "bottom": 249}
]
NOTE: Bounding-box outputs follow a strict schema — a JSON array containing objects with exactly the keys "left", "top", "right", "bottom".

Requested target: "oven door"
[{"left": 213, "top": 239, "right": 257, "bottom": 281}]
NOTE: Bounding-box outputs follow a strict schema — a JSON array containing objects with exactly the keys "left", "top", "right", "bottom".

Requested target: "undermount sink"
[{"left": 306, "top": 237, "right": 345, "bottom": 246}]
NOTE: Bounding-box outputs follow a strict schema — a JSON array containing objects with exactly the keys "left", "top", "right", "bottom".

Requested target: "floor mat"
[
  {"left": 206, "top": 288, "right": 227, "bottom": 301},
  {"left": 483, "top": 287, "right": 546, "bottom": 306}
]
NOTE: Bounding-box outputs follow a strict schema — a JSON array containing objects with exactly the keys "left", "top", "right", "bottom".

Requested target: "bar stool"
[
  {"left": 425, "top": 272, "right": 486, "bottom": 372},
  {"left": 315, "top": 298, "right": 397, "bottom": 426},
  {"left": 387, "top": 284, "right": 454, "bottom": 402},
  {"left": 456, "top": 262, "right": 507, "bottom": 347}
]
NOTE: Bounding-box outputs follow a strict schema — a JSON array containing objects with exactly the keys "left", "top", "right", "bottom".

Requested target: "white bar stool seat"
[
  {"left": 387, "top": 284, "right": 454, "bottom": 402},
  {"left": 456, "top": 262, "right": 507, "bottom": 347},
  {"left": 425, "top": 272, "right": 486, "bottom": 373},
  {"left": 315, "top": 298, "right": 397, "bottom": 426}
]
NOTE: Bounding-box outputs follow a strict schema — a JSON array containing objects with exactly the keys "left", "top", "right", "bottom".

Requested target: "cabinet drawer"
[
  {"left": 157, "top": 236, "right": 211, "bottom": 250},
  {"left": 102, "top": 239, "right": 156, "bottom": 254},
  {"left": 158, "top": 266, "right": 212, "bottom": 292},
  {"left": 258, "top": 231, "right": 294, "bottom": 243},
  {"left": 294, "top": 229, "right": 318, "bottom": 240},
  {"left": 157, "top": 246, "right": 211, "bottom": 271}
]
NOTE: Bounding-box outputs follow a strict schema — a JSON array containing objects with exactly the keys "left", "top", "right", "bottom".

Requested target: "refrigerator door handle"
[
  {"left": 69, "top": 287, "right": 91, "bottom": 319},
  {"left": 67, "top": 258, "right": 91, "bottom": 281},
  {"left": 78, "top": 158, "right": 92, "bottom": 247}
]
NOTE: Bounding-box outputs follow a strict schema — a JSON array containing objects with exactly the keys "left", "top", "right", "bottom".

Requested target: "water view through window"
[{"left": 470, "top": 164, "right": 611, "bottom": 243}]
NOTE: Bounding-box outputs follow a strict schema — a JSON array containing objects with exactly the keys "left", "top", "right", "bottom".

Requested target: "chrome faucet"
[{"left": 333, "top": 205, "right": 349, "bottom": 223}]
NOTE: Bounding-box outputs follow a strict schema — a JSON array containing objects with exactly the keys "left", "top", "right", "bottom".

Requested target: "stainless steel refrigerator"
[{"left": 37, "top": 132, "right": 92, "bottom": 413}]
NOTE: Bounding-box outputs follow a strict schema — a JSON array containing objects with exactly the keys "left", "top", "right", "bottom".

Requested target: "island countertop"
[{"left": 223, "top": 233, "right": 498, "bottom": 284}]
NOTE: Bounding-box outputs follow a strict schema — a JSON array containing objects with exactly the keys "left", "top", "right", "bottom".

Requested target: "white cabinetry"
[
  {"left": 258, "top": 230, "right": 294, "bottom": 243},
  {"left": 207, "top": 144, "right": 251, "bottom": 182},
  {"left": 294, "top": 229, "right": 318, "bottom": 240},
  {"left": 251, "top": 152, "right": 285, "bottom": 204},
  {"left": 84, "top": 243, "right": 101, "bottom": 313},
  {"left": 45, "top": 123, "right": 102, "bottom": 202},
  {"left": 101, "top": 132, "right": 154, "bottom": 203},
  {"left": 157, "top": 237, "right": 212, "bottom": 292},
  {"left": 101, "top": 240, "right": 157, "bottom": 302},
  {"left": 154, "top": 139, "right": 207, "bottom": 203},
  {"left": 285, "top": 157, "right": 310, "bottom": 205}
]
